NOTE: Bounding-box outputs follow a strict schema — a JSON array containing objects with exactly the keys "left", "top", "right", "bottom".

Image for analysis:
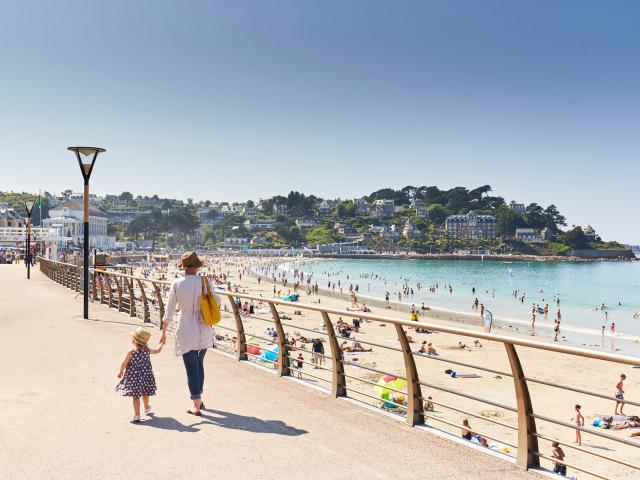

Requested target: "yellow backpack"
[{"left": 200, "top": 276, "right": 221, "bottom": 326}]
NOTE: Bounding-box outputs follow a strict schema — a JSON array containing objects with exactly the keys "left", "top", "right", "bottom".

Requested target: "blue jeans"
[{"left": 182, "top": 349, "right": 207, "bottom": 400}]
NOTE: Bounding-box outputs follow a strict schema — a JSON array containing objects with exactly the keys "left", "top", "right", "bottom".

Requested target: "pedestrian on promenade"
[
  {"left": 116, "top": 327, "right": 163, "bottom": 423},
  {"left": 160, "top": 252, "right": 220, "bottom": 416}
]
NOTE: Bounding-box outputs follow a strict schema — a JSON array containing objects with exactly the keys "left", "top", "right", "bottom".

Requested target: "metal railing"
[{"left": 38, "top": 258, "right": 640, "bottom": 479}]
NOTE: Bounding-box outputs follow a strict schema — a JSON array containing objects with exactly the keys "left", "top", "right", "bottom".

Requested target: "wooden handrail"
[{"left": 37, "top": 257, "right": 640, "bottom": 476}]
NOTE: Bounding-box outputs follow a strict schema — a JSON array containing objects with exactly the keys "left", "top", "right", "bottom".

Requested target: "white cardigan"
[{"left": 163, "top": 274, "right": 220, "bottom": 356}]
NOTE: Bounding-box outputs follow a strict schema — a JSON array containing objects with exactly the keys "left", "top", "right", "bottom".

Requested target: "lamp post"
[
  {"left": 24, "top": 200, "right": 35, "bottom": 279},
  {"left": 68, "top": 146, "right": 106, "bottom": 319}
]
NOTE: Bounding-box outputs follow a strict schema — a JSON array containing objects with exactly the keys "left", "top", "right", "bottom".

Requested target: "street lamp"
[
  {"left": 68, "top": 146, "right": 106, "bottom": 319},
  {"left": 24, "top": 199, "right": 35, "bottom": 279}
]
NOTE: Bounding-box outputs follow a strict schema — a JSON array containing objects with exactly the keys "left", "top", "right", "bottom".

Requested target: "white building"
[
  {"left": 244, "top": 218, "right": 277, "bottom": 230},
  {"left": 318, "top": 200, "right": 332, "bottom": 216},
  {"left": 402, "top": 219, "right": 419, "bottom": 239},
  {"left": 373, "top": 199, "right": 395, "bottom": 218},
  {"left": 42, "top": 200, "right": 115, "bottom": 250},
  {"left": 580, "top": 224, "right": 599, "bottom": 241},
  {"left": 445, "top": 211, "right": 496, "bottom": 240},
  {"left": 0, "top": 204, "right": 22, "bottom": 228},
  {"left": 509, "top": 201, "right": 526, "bottom": 215},
  {"left": 515, "top": 228, "right": 542, "bottom": 243},
  {"left": 295, "top": 218, "right": 321, "bottom": 228}
]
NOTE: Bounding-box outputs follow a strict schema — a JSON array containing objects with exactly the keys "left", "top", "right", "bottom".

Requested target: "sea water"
[{"left": 287, "top": 258, "right": 640, "bottom": 356}]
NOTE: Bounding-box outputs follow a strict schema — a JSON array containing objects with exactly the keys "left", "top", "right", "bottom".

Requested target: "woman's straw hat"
[
  {"left": 178, "top": 251, "right": 203, "bottom": 269},
  {"left": 131, "top": 327, "right": 151, "bottom": 347}
]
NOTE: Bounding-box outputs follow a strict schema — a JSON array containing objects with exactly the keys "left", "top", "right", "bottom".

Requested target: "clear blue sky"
[{"left": 1, "top": 1, "right": 638, "bottom": 242}]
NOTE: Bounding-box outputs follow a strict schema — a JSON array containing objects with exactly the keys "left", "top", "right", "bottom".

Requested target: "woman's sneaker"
[
  {"left": 144, "top": 405, "right": 153, "bottom": 415},
  {"left": 132, "top": 415, "right": 141, "bottom": 423}
]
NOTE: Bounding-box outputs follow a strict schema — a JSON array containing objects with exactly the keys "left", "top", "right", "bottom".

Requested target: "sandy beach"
[{"left": 134, "top": 255, "right": 639, "bottom": 479}]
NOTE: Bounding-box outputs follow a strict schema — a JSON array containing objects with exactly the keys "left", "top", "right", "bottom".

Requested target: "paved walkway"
[{"left": 0, "top": 264, "right": 535, "bottom": 480}]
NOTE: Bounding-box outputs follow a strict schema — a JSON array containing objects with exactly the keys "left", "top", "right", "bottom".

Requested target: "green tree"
[
  {"left": 543, "top": 204, "right": 567, "bottom": 232},
  {"left": 494, "top": 204, "right": 519, "bottom": 237},
  {"left": 336, "top": 201, "right": 356, "bottom": 218},
  {"left": 426, "top": 204, "right": 450, "bottom": 225},
  {"left": 305, "top": 226, "right": 337, "bottom": 245},
  {"left": 558, "top": 227, "right": 588, "bottom": 250},
  {"left": 119, "top": 191, "right": 134, "bottom": 202},
  {"left": 524, "top": 203, "right": 546, "bottom": 230}
]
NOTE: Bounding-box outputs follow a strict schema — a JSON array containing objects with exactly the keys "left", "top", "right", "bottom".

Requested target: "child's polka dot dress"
[{"left": 115, "top": 347, "right": 157, "bottom": 397}]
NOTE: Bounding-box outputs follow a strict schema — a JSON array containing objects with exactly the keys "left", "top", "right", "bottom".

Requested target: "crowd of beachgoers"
[{"left": 106, "top": 253, "right": 639, "bottom": 478}]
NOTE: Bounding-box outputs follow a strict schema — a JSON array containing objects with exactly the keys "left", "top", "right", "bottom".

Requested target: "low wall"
[{"left": 567, "top": 249, "right": 636, "bottom": 260}]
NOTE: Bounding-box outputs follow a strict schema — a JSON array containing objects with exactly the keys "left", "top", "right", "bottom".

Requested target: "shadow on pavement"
[{"left": 140, "top": 410, "right": 308, "bottom": 436}]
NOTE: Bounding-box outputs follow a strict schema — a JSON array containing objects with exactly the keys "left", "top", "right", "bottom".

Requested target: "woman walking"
[{"left": 160, "top": 252, "right": 220, "bottom": 416}]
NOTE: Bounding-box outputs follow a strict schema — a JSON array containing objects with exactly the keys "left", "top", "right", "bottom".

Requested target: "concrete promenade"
[{"left": 0, "top": 264, "right": 534, "bottom": 480}]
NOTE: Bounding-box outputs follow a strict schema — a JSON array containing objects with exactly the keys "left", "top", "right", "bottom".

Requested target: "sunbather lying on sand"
[
  {"left": 613, "top": 416, "right": 640, "bottom": 429},
  {"left": 340, "top": 340, "right": 372, "bottom": 352}
]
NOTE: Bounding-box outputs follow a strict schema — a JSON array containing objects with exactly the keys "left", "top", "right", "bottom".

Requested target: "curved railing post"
[
  {"left": 504, "top": 343, "right": 539, "bottom": 469},
  {"left": 229, "top": 297, "right": 247, "bottom": 361},
  {"left": 395, "top": 324, "right": 424, "bottom": 427},
  {"left": 152, "top": 282, "right": 165, "bottom": 329},
  {"left": 137, "top": 279, "right": 150, "bottom": 323},
  {"left": 321, "top": 312, "right": 346, "bottom": 397},
  {"left": 126, "top": 277, "right": 136, "bottom": 318},
  {"left": 99, "top": 273, "right": 106, "bottom": 304},
  {"left": 91, "top": 271, "right": 98, "bottom": 301},
  {"left": 269, "top": 302, "right": 290, "bottom": 377},
  {"left": 115, "top": 277, "right": 124, "bottom": 312},
  {"left": 106, "top": 276, "right": 114, "bottom": 308}
]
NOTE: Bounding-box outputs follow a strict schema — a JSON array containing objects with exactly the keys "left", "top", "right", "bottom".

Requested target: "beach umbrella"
[{"left": 374, "top": 375, "right": 407, "bottom": 400}]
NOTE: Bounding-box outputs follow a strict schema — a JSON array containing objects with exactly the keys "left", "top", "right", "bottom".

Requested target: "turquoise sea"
[{"left": 288, "top": 258, "right": 640, "bottom": 355}]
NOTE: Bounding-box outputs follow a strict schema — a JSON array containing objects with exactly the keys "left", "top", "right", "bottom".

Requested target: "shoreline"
[
  {"left": 260, "top": 259, "right": 640, "bottom": 356},
  {"left": 315, "top": 252, "right": 638, "bottom": 263}
]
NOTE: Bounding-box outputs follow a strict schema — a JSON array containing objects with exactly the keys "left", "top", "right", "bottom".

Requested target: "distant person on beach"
[
  {"left": 311, "top": 338, "right": 325, "bottom": 368},
  {"left": 461, "top": 418, "right": 472, "bottom": 440},
  {"left": 615, "top": 374, "right": 626, "bottom": 415},
  {"left": 115, "top": 327, "right": 163, "bottom": 423},
  {"left": 573, "top": 404, "right": 584, "bottom": 445},
  {"left": 551, "top": 441, "right": 566, "bottom": 476},
  {"left": 160, "top": 252, "right": 220, "bottom": 417}
]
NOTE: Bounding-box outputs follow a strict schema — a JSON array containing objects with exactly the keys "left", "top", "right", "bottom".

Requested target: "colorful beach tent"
[
  {"left": 374, "top": 375, "right": 407, "bottom": 400},
  {"left": 246, "top": 336, "right": 261, "bottom": 356},
  {"left": 281, "top": 293, "right": 299, "bottom": 302},
  {"left": 260, "top": 344, "right": 279, "bottom": 362}
]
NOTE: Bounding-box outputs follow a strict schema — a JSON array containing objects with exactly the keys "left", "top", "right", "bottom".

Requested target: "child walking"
[{"left": 116, "top": 327, "right": 163, "bottom": 422}]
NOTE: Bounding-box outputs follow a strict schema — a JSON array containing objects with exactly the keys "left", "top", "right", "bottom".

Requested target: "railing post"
[
  {"left": 152, "top": 282, "right": 165, "bottom": 329},
  {"left": 116, "top": 277, "right": 124, "bottom": 312},
  {"left": 75, "top": 266, "right": 81, "bottom": 292},
  {"left": 126, "top": 277, "right": 136, "bottom": 318},
  {"left": 269, "top": 302, "right": 290, "bottom": 377},
  {"left": 321, "top": 312, "right": 346, "bottom": 397},
  {"left": 99, "top": 274, "right": 105, "bottom": 304},
  {"left": 137, "top": 279, "right": 150, "bottom": 323},
  {"left": 394, "top": 324, "right": 424, "bottom": 426},
  {"left": 504, "top": 343, "right": 539, "bottom": 469},
  {"left": 106, "top": 276, "right": 114, "bottom": 308},
  {"left": 229, "top": 297, "right": 247, "bottom": 361},
  {"left": 91, "top": 271, "right": 98, "bottom": 301}
]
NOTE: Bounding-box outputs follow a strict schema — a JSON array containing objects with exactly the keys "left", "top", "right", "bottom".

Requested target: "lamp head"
[
  {"left": 24, "top": 200, "right": 35, "bottom": 217},
  {"left": 67, "top": 146, "right": 106, "bottom": 181}
]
